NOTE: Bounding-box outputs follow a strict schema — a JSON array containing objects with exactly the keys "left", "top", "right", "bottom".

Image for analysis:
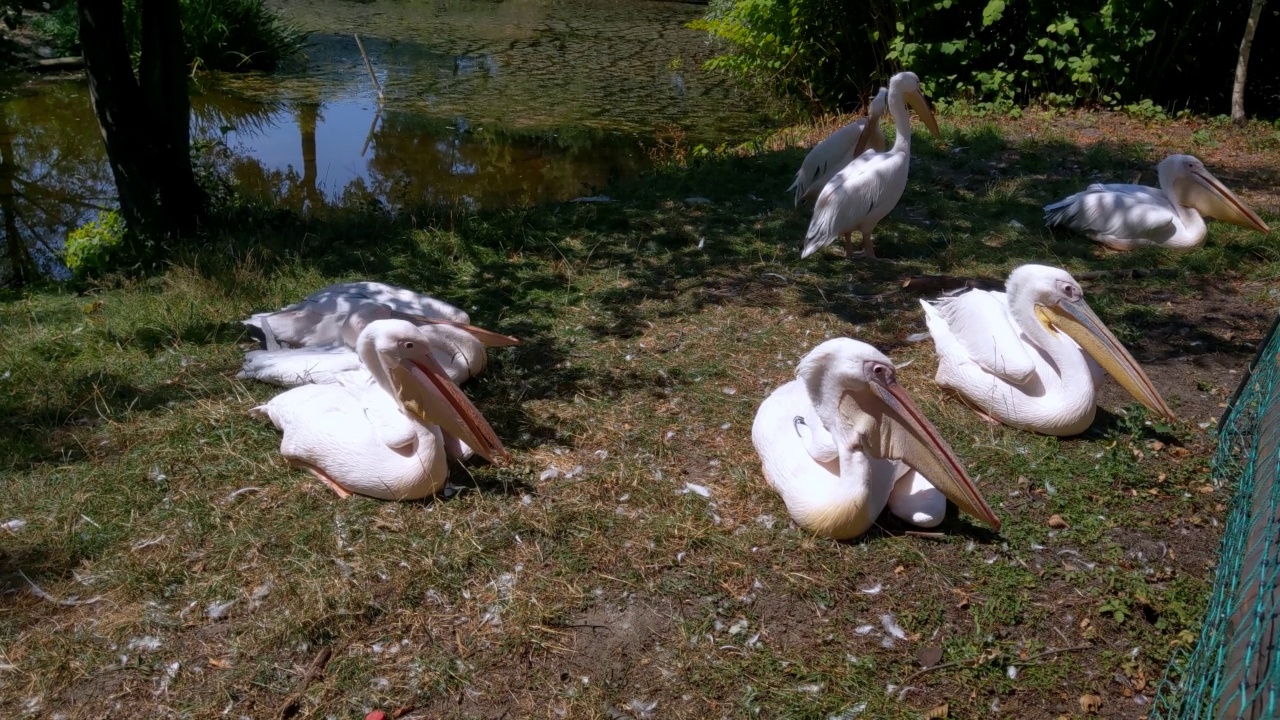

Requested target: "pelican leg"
[
  {"left": 841, "top": 232, "right": 856, "bottom": 258},
  {"left": 887, "top": 468, "right": 945, "bottom": 527},
  {"left": 290, "top": 459, "right": 353, "bottom": 498},
  {"left": 861, "top": 230, "right": 876, "bottom": 260}
]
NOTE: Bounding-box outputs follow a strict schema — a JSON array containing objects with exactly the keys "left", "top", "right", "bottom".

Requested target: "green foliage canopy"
[{"left": 694, "top": 0, "right": 1280, "bottom": 115}]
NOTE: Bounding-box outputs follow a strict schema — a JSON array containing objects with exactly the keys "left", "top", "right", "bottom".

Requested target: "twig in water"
[
  {"left": 276, "top": 646, "right": 333, "bottom": 719},
  {"left": 354, "top": 34, "right": 384, "bottom": 104}
]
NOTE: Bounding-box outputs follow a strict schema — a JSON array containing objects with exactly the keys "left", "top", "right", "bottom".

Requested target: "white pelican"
[
  {"left": 751, "top": 338, "right": 1000, "bottom": 540},
  {"left": 788, "top": 87, "right": 888, "bottom": 207},
  {"left": 252, "top": 319, "right": 509, "bottom": 500},
  {"left": 920, "top": 264, "right": 1174, "bottom": 436},
  {"left": 243, "top": 281, "right": 518, "bottom": 349},
  {"left": 238, "top": 303, "right": 505, "bottom": 388},
  {"left": 1044, "top": 154, "right": 1270, "bottom": 251},
  {"left": 801, "top": 71, "right": 941, "bottom": 260}
]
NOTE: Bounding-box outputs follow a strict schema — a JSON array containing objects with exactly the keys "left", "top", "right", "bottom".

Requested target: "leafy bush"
[
  {"left": 695, "top": 0, "right": 1280, "bottom": 115},
  {"left": 64, "top": 210, "right": 127, "bottom": 278},
  {"left": 30, "top": 0, "right": 306, "bottom": 71}
]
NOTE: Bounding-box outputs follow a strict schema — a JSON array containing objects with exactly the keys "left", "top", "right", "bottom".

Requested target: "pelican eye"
[
  {"left": 403, "top": 341, "right": 415, "bottom": 349},
  {"left": 867, "top": 362, "right": 894, "bottom": 382}
]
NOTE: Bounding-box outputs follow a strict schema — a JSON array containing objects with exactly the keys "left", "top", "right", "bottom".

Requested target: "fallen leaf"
[
  {"left": 894, "top": 565, "right": 906, "bottom": 575},
  {"left": 392, "top": 708, "right": 415, "bottom": 719},
  {"left": 1157, "top": 473, "right": 1167, "bottom": 482},
  {"left": 926, "top": 703, "right": 949, "bottom": 718},
  {"left": 1198, "top": 485, "right": 1215, "bottom": 494},
  {"left": 1151, "top": 440, "right": 1165, "bottom": 451},
  {"left": 1079, "top": 693, "right": 1102, "bottom": 714},
  {"left": 1079, "top": 617, "right": 1091, "bottom": 629},
  {"left": 918, "top": 646, "right": 943, "bottom": 668},
  {"left": 1169, "top": 446, "right": 1191, "bottom": 458},
  {"left": 1048, "top": 514, "right": 1070, "bottom": 529},
  {"left": 207, "top": 657, "right": 230, "bottom": 669}
]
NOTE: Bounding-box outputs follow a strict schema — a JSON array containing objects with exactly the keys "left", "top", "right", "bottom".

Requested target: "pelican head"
[
  {"left": 798, "top": 338, "right": 1000, "bottom": 530},
  {"left": 1008, "top": 265, "right": 1174, "bottom": 421},
  {"left": 1158, "top": 154, "right": 1270, "bottom": 234},
  {"left": 888, "top": 71, "right": 941, "bottom": 140},
  {"left": 360, "top": 319, "right": 510, "bottom": 464},
  {"left": 851, "top": 87, "right": 890, "bottom": 156}
]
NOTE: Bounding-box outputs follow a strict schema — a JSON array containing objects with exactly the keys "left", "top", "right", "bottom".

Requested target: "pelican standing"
[
  {"left": 788, "top": 88, "right": 889, "bottom": 207},
  {"left": 252, "top": 319, "right": 509, "bottom": 500},
  {"left": 801, "top": 71, "right": 941, "bottom": 260},
  {"left": 752, "top": 338, "right": 1000, "bottom": 540},
  {"left": 1044, "top": 154, "right": 1270, "bottom": 251},
  {"left": 920, "top": 265, "right": 1174, "bottom": 436},
  {"left": 239, "top": 303, "right": 511, "bottom": 388},
  {"left": 243, "top": 281, "right": 517, "bottom": 349}
]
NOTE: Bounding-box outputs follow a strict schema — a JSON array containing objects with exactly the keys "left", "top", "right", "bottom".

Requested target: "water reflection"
[
  {"left": 0, "top": 0, "right": 776, "bottom": 283},
  {"left": 0, "top": 82, "right": 112, "bottom": 282},
  {"left": 199, "top": 89, "right": 649, "bottom": 212}
]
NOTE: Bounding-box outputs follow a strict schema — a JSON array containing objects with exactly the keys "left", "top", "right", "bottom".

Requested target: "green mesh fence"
[{"left": 1149, "top": 313, "right": 1280, "bottom": 719}]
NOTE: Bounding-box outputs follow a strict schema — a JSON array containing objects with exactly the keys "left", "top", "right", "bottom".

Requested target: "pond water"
[{"left": 0, "top": 0, "right": 776, "bottom": 280}]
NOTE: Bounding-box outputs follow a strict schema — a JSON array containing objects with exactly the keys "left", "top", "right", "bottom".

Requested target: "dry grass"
[{"left": 1, "top": 109, "right": 1278, "bottom": 719}]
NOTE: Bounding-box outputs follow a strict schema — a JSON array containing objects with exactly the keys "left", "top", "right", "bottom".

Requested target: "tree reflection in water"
[{"left": 0, "top": 82, "right": 115, "bottom": 285}]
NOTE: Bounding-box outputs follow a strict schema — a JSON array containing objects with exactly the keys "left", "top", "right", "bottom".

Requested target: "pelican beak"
[
  {"left": 389, "top": 351, "right": 511, "bottom": 464},
  {"left": 852, "top": 122, "right": 874, "bottom": 158},
  {"left": 1038, "top": 299, "right": 1175, "bottom": 421},
  {"left": 905, "top": 88, "right": 942, "bottom": 139},
  {"left": 387, "top": 310, "right": 522, "bottom": 347},
  {"left": 1182, "top": 168, "right": 1270, "bottom": 234},
  {"left": 850, "top": 379, "right": 1001, "bottom": 529}
]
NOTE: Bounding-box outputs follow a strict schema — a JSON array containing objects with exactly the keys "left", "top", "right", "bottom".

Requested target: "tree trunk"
[
  {"left": 1232, "top": 0, "right": 1266, "bottom": 126},
  {"left": 77, "top": 0, "right": 159, "bottom": 235},
  {"left": 139, "top": 0, "right": 203, "bottom": 232},
  {"left": 78, "top": 0, "right": 206, "bottom": 255}
]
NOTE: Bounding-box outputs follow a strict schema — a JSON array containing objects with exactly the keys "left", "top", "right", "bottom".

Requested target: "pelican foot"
[{"left": 293, "top": 461, "right": 353, "bottom": 498}]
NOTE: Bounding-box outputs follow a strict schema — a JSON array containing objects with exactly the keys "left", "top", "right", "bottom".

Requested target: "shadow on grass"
[{"left": 6, "top": 124, "right": 1277, "bottom": 467}]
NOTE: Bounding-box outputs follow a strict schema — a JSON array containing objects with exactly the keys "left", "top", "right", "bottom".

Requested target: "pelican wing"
[
  {"left": 927, "top": 291, "right": 1037, "bottom": 384},
  {"left": 1044, "top": 184, "right": 1177, "bottom": 242},
  {"left": 790, "top": 118, "right": 876, "bottom": 206},
  {"left": 801, "top": 151, "right": 900, "bottom": 258},
  {"left": 304, "top": 282, "right": 471, "bottom": 324},
  {"left": 238, "top": 346, "right": 365, "bottom": 387},
  {"left": 346, "top": 378, "right": 420, "bottom": 451}
]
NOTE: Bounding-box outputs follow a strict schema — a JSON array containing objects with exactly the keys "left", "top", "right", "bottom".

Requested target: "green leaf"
[{"left": 982, "top": 0, "right": 1006, "bottom": 26}]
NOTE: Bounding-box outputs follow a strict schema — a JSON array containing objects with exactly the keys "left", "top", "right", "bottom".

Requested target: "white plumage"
[
  {"left": 920, "top": 265, "right": 1172, "bottom": 436},
  {"left": 751, "top": 338, "right": 999, "bottom": 540},
  {"left": 788, "top": 88, "right": 888, "bottom": 207},
  {"left": 801, "top": 71, "right": 940, "bottom": 260},
  {"left": 243, "top": 281, "right": 471, "bottom": 348},
  {"left": 1044, "top": 154, "right": 1270, "bottom": 251},
  {"left": 252, "top": 320, "right": 509, "bottom": 501}
]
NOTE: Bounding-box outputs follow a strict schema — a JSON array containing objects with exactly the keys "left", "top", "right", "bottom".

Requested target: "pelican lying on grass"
[
  {"left": 252, "top": 319, "right": 509, "bottom": 500},
  {"left": 239, "top": 303, "right": 507, "bottom": 388},
  {"left": 1044, "top": 154, "right": 1270, "bottom": 251},
  {"left": 752, "top": 338, "right": 1000, "bottom": 540},
  {"left": 801, "top": 71, "right": 941, "bottom": 260},
  {"left": 788, "top": 87, "right": 888, "bottom": 207},
  {"left": 920, "top": 264, "right": 1174, "bottom": 436},
  {"left": 243, "top": 281, "right": 518, "bottom": 349}
]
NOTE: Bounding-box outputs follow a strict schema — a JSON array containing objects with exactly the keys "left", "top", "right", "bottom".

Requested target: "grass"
[{"left": 1, "top": 108, "right": 1278, "bottom": 718}]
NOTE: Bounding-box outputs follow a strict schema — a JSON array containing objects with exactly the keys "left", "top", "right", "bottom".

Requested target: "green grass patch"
[{"left": 1, "top": 109, "right": 1275, "bottom": 716}]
